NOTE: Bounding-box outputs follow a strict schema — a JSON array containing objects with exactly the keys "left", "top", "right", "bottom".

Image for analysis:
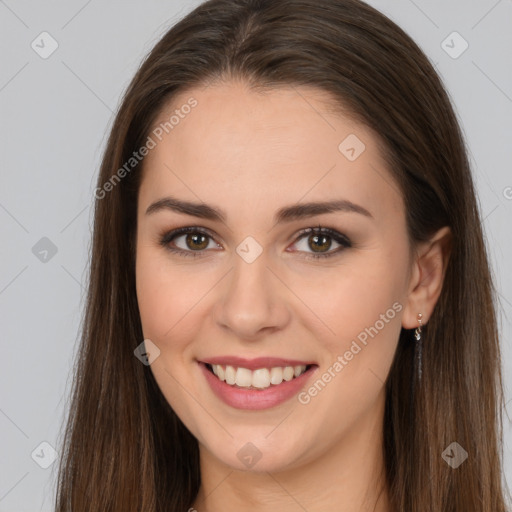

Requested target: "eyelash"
[{"left": 159, "top": 225, "right": 352, "bottom": 261}]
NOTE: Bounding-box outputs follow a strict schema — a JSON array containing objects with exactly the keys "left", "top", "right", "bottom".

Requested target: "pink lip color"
[{"left": 198, "top": 361, "right": 318, "bottom": 410}]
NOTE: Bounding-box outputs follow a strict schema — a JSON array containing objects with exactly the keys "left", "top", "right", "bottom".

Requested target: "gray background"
[{"left": 0, "top": 0, "right": 511, "bottom": 510}]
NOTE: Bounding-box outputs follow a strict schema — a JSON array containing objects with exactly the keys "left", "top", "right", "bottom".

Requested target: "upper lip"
[{"left": 200, "top": 356, "right": 316, "bottom": 371}]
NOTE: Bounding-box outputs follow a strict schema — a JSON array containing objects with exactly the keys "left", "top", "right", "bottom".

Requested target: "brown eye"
[
  {"left": 292, "top": 226, "right": 351, "bottom": 260},
  {"left": 159, "top": 227, "right": 219, "bottom": 258},
  {"left": 308, "top": 233, "right": 332, "bottom": 253},
  {"left": 159, "top": 225, "right": 351, "bottom": 260},
  {"left": 183, "top": 232, "right": 209, "bottom": 251}
]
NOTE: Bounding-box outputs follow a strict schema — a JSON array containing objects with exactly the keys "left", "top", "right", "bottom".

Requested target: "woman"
[{"left": 55, "top": 0, "right": 510, "bottom": 510}]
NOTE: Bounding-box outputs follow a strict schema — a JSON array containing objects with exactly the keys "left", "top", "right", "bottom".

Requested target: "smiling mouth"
[{"left": 205, "top": 363, "right": 316, "bottom": 390}]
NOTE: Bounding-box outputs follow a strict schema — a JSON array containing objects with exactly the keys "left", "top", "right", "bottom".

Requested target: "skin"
[{"left": 135, "top": 79, "right": 452, "bottom": 512}]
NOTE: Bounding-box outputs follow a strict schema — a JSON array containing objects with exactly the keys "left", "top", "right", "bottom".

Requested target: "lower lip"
[{"left": 198, "top": 362, "right": 318, "bottom": 410}]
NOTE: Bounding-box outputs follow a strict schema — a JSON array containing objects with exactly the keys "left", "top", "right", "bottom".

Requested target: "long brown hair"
[{"left": 54, "top": 0, "right": 510, "bottom": 510}]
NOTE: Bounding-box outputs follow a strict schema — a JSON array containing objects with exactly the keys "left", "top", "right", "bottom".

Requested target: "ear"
[{"left": 402, "top": 226, "right": 452, "bottom": 329}]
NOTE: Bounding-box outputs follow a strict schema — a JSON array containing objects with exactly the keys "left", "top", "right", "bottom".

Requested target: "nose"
[{"left": 213, "top": 250, "right": 291, "bottom": 341}]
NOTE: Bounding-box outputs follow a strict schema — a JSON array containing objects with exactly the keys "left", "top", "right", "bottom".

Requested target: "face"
[{"left": 135, "top": 80, "right": 412, "bottom": 473}]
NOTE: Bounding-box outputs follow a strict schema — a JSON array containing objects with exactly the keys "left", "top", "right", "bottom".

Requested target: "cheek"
[
  {"left": 298, "top": 243, "right": 408, "bottom": 382},
  {"left": 293, "top": 259, "right": 405, "bottom": 435},
  {"left": 136, "top": 248, "right": 167, "bottom": 340},
  {"left": 135, "top": 247, "right": 198, "bottom": 407},
  {"left": 135, "top": 243, "right": 221, "bottom": 366},
  {"left": 136, "top": 245, "right": 192, "bottom": 344},
  {"left": 301, "top": 260, "right": 404, "bottom": 343}
]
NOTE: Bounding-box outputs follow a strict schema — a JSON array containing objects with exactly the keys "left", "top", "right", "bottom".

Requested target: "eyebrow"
[{"left": 145, "top": 195, "right": 374, "bottom": 223}]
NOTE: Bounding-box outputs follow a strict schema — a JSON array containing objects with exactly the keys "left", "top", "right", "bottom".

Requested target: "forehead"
[{"left": 139, "top": 81, "right": 404, "bottom": 223}]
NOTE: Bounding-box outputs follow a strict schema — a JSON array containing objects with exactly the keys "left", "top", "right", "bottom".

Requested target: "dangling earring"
[{"left": 414, "top": 313, "right": 423, "bottom": 380}]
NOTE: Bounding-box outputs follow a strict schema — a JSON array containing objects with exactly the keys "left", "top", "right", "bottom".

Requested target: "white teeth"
[
  {"left": 252, "top": 368, "right": 270, "bottom": 389},
  {"left": 269, "top": 367, "right": 283, "bottom": 385},
  {"left": 235, "top": 367, "right": 252, "bottom": 387},
  {"left": 225, "top": 365, "right": 236, "bottom": 385},
  {"left": 283, "top": 366, "right": 294, "bottom": 381},
  {"left": 209, "top": 364, "right": 308, "bottom": 389}
]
